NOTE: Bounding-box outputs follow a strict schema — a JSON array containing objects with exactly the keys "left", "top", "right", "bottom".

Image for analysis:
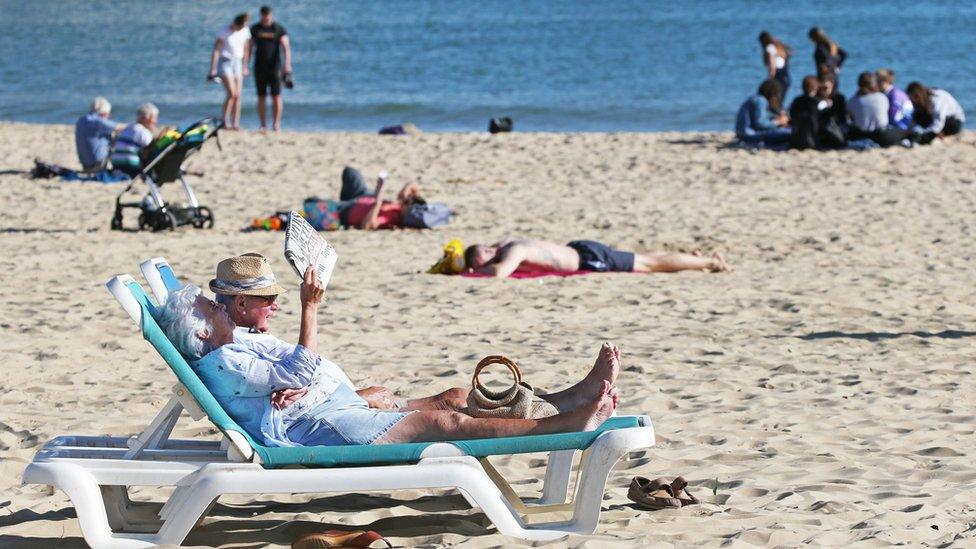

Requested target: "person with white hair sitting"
[
  {"left": 74, "top": 96, "right": 125, "bottom": 172},
  {"left": 156, "top": 266, "right": 620, "bottom": 448},
  {"left": 110, "top": 103, "right": 159, "bottom": 177}
]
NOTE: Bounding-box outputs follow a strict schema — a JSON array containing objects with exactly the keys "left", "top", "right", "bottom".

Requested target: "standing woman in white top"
[
  {"left": 758, "top": 31, "right": 792, "bottom": 110},
  {"left": 208, "top": 13, "right": 252, "bottom": 130}
]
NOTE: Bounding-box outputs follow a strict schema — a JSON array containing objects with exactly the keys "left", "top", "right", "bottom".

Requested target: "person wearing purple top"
[{"left": 876, "top": 68, "right": 913, "bottom": 130}]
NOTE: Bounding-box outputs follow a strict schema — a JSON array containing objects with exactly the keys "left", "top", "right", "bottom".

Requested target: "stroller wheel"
[
  {"left": 138, "top": 212, "right": 151, "bottom": 231},
  {"left": 110, "top": 215, "right": 123, "bottom": 231},
  {"left": 154, "top": 210, "right": 178, "bottom": 231},
  {"left": 194, "top": 206, "right": 215, "bottom": 229}
]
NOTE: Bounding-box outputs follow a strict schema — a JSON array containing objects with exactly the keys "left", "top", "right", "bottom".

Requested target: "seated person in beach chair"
[
  {"left": 157, "top": 266, "right": 620, "bottom": 446},
  {"left": 464, "top": 238, "right": 731, "bottom": 278},
  {"left": 307, "top": 166, "right": 449, "bottom": 231},
  {"left": 75, "top": 96, "right": 126, "bottom": 173},
  {"left": 109, "top": 103, "right": 159, "bottom": 177}
]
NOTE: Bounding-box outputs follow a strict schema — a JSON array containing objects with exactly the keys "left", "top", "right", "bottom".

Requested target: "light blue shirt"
[
  {"left": 74, "top": 112, "right": 117, "bottom": 168},
  {"left": 192, "top": 341, "right": 349, "bottom": 447},
  {"left": 735, "top": 94, "right": 776, "bottom": 138},
  {"left": 232, "top": 327, "right": 356, "bottom": 391}
]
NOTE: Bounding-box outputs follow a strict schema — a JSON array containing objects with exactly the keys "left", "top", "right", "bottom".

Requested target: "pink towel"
[{"left": 461, "top": 270, "right": 637, "bottom": 279}]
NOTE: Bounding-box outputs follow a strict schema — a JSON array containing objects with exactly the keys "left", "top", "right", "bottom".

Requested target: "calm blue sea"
[{"left": 2, "top": 0, "right": 974, "bottom": 132}]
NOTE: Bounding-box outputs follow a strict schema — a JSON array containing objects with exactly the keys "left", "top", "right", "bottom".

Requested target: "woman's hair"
[
  {"left": 906, "top": 81, "right": 933, "bottom": 123},
  {"left": 157, "top": 285, "right": 213, "bottom": 360},
  {"left": 758, "top": 30, "right": 791, "bottom": 59},
  {"left": 876, "top": 68, "right": 895, "bottom": 86},
  {"left": 137, "top": 102, "right": 158, "bottom": 121},
  {"left": 856, "top": 71, "right": 879, "bottom": 95},
  {"left": 233, "top": 13, "right": 250, "bottom": 27},
  {"left": 808, "top": 26, "right": 839, "bottom": 56},
  {"left": 90, "top": 96, "right": 111, "bottom": 115},
  {"left": 757, "top": 78, "right": 783, "bottom": 112},
  {"left": 802, "top": 75, "right": 820, "bottom": 96}
]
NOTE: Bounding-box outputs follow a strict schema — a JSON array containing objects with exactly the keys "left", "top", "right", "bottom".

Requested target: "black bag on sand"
[{"left": 489, "top": 117, "right": 513, "bottom": 133}]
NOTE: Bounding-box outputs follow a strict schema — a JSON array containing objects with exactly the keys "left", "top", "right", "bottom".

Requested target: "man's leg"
[
  {"left": 633, "top": 251, "right": 730, "bottom": 273},
  {"left": 272, "top": 94, "right": 283, "bottom": 131},
  {"left": 257, "top": 94, "right": 268, "bottom": 130},
  {"left": 377, "top": 381, "right": 617, "bottom": 444},
  {"left": 402, "top": 342, "right": 620, "bottom": 413},
  {"left": 402, "top": 387, "right": 468, "bottom": 411},
  {"left": 340, "top": 166, "right": 371, "bottom": 201}
]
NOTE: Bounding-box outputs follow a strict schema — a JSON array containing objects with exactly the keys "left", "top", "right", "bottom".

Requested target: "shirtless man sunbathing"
[
  {"left": 464, "top": 238, "right": 731, "bottom": 278},
  {"left": 157, "top": 266, "right": 620, "bottom": 447}
]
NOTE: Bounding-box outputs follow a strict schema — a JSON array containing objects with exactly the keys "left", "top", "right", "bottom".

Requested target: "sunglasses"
[{"left": 247, "top": 294, "right": 278, "bottom": 306}]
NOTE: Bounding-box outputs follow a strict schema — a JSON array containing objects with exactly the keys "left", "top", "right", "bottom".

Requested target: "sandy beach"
[{"left": 1, "top": 122, "right": 975, "bottom": 547}]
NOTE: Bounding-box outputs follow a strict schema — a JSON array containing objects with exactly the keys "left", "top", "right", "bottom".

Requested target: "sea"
[{"left": 3, "top": 0, "right": 974, "bottom": 132}]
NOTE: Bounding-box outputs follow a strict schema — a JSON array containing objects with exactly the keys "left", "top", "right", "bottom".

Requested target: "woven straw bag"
[{"left": 465, "top": 355, "right": 558, "bottom": 419}]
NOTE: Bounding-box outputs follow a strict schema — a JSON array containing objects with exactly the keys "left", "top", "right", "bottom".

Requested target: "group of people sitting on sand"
[
  {"left": 75, "top": 97, "right": 161, "bottom": 177},
  {"left": 736, "top": 27, "right": 965, "bottom": 150},
  {"left": 157, "top": 254, "right": 620, "bottom": 447}
]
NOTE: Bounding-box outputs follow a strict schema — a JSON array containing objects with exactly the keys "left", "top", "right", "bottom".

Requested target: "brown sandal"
[
  {"left": 627, "top": 477, "right": 682, "bottom": 510},
  {"left": 670, "top": 476, "right": 699, "bottom": 506}
]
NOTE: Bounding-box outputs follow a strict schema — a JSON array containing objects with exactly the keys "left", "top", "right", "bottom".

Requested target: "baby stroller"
[{"left": 111, "top": 117, "right": 222, "bottom": 231}]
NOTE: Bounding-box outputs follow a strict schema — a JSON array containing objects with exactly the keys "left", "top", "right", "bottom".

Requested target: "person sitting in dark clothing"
[
  {"left": 817, "top": 75, "right": 847, "bottom": 149},
  {"left": 789, "top": 76, "right": 823, "bottom": 150}
]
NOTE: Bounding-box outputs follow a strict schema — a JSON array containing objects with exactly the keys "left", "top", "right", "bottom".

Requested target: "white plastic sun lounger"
[{"left": 22, "top": 263, "right": 655, "bottom": 548}]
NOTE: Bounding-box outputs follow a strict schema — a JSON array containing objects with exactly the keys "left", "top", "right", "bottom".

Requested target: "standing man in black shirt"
[{"left": 250, "top": 5, "right": 292, "bottom": 132}]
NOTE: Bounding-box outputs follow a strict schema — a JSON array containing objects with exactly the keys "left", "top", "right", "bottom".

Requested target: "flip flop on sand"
[
  {"left": 669, "top": 476, "right": 700, "bottom": 507},
  {"left": 292, "top": 530, "right": 392, "bottom": 549},
  {"left": 627, "top": 476, "right": 682, "bottom": 510}
]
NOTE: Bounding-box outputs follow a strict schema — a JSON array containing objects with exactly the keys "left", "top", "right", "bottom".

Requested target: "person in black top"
[
  {"left": 808, "top": 27, "right": 847, "bottom": 88},
  {"left": 788, "top": 76, "right": 823, "bottom": 150},
  {"left": 817, "top": 74, "right": 847, "bottom": 149},
  {"left": 250, "top": 5, "right": 292, "bottom": 131}
]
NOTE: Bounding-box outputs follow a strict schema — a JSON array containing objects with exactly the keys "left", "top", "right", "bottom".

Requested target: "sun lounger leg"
[
  {"left": 538, "top": 449, "right": 575, "bottom": 505},
  {"left": 101, "top": 486, "right": 164, "bottom": 533},
  {"left": 29, "top": 462, "right": 159, "bottom": 548}
]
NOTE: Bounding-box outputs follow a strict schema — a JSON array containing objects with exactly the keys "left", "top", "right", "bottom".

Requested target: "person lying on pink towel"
[{"left": 464, "top": 238, "right": 730, "bottom": 278}]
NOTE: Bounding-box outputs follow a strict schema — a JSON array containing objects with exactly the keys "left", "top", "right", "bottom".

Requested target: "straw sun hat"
[{"left": 209, "top": 253, "right": 286, "bottom": 297}]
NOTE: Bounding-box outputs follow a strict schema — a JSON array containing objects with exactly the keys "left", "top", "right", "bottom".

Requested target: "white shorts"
[{"left": 217, "top": 57, "right": 243, "bottom": 79}]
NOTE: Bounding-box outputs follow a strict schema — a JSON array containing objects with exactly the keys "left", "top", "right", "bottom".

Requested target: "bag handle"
[{"left": 472, "top": 355, "right": 521, "bottom": 392}]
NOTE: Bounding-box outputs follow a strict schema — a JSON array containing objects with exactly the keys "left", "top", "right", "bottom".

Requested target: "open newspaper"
[{"left": 283, "top": 211, "right": 338, "bottom": 286}]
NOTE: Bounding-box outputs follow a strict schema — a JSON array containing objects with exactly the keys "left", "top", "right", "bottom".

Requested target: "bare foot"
[
  {"left": 709, "top": 252, "right": 732, "bottom": 272},
  {"left": 541, "top": 342, "right": 620, "bottom": 412},
  {"left": 576, "top": 380, "right": 616, "bottom": 431},
  {"left": 587, "top": 342, "right": 620, "bottom": 387}
]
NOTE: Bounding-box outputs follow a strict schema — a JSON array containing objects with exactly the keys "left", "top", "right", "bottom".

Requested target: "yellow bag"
[{"left": 428, "top": 238, "right": 466, "bottom": 274}]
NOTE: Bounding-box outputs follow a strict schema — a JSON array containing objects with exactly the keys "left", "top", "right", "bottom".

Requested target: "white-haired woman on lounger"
[{"left": 156, "top": 266, "right": 618, "bottom": 447}]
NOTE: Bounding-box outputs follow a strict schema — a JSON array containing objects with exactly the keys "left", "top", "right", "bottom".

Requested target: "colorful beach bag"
[{"left": 303, "top": 197, "right": 342, "bottom": 231}]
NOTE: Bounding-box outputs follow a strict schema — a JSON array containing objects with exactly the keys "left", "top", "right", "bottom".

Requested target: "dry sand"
[{"left": 1, "top": 122, "right": 975, "bottom": 547}]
